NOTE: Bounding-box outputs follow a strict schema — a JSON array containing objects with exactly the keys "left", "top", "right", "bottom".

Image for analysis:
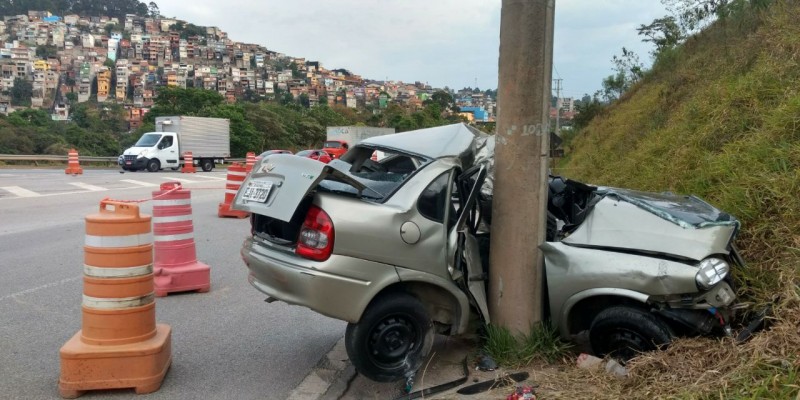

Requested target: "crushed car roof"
[{"left": 360, "top": 123, "right": 489, "bottom": 162}]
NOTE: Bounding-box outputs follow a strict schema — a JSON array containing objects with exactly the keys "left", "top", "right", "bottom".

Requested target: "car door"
[
  {"left": 447, "top": 164, "right": 490, "bottom": 323},
  {"left": 158, "top": 134, "right": 178, "bottom": 167}
]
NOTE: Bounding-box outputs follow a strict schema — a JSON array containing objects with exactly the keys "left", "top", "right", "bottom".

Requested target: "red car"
[{"left": 295, "top": 150, "right": 332, "bottom": 164}]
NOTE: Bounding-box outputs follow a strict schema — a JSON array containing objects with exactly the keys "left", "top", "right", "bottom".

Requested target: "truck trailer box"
[{"left": 155, "top": 116, "right": 231, "bottom": 158}]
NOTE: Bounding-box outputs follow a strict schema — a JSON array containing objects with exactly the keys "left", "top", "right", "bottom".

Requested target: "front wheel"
[
  {"left": 589, "top": 306, "right": 673, "bottom": 362},
  {"left": 200, "top": 159, "right": 214, "bottom": 172},
  {"left": 146, "top": 159, "right": 160, "bottom": 172},
  {"left": 345, "top": 293, "right": 434, "bottom": 382}
]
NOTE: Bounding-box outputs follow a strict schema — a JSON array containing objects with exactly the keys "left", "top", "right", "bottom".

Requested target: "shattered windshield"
[
  {"left": 601, "top": 188, "right": 740, "bottom": 229},
  {"left": 318, "top": 148, "right": 427, "bottom": 201},
  {"left": 134, "top": 133, "right": 161, "bottom": 147}
]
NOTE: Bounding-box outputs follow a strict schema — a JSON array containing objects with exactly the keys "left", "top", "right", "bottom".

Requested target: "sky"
[{"left": 159, "top": 0, "right": 669, "bottom": 99}]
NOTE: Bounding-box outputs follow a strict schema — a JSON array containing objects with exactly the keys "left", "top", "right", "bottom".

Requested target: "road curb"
[{"left": 287, "top": 336, "right": 356, "bottom": 400}]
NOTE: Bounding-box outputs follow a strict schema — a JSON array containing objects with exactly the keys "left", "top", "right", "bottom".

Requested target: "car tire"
[
  {"left": 589, "top": 306, "right": 673, "bottom": 362},
  {"left": 146, "top": 159, "right": 160, "bottom": 172},
  {"left": 200, "top": 159, "right": 214, "bottom": 172},
  {"left": 345, "top": 293, "right": 434, "bottom": 382}
]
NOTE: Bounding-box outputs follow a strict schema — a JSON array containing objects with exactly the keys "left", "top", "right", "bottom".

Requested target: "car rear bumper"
[{"left": 241, "top": 236, "right": 400, "bottom": 323}]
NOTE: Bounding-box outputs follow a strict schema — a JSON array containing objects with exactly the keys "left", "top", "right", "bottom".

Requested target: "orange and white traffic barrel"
[
  {"left": 218, "top": 163, "right": 249, "bottom": 218},
  {"left": 65, "top": 148, "right": 83, "bottom": 175},
  {"left": 181, "top": 151, "right": 196, "bottom": 173},
  {"left": 152, "top": 182, "right": 210, "bottom": 296},
  {"left": 58, "top": 200, "right": 172, "bottom": 398},
  {"left": 245, "top": 151, "right": 257, "bottom": 173}
]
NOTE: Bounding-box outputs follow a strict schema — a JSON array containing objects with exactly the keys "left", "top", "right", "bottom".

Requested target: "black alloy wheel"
[{"left": 345, "top": 293, "right": 434, "bottom": 382}]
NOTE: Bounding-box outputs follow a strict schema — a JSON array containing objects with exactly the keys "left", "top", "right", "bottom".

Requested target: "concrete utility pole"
[{"left": 489, "top": 0, "right": 555, "bottom": 334}]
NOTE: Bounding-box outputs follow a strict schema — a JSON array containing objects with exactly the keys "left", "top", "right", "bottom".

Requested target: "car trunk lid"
[{"left": 232, "top": 154, "right": 367, "bottom": 222}]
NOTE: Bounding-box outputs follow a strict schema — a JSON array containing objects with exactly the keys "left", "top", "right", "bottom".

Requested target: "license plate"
[
  {"left": 241, "top": 181, "right": 273, "bottom": 203},
  {"left": 125, "top": 161, "right": 132, "bottom": 165}
]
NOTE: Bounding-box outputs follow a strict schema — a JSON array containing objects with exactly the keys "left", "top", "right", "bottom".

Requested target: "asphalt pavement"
[{"left": 0, "top": 168, "right": 345, "bottom": 399}]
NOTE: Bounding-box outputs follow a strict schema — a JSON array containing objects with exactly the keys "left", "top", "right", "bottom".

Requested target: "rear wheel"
[
  {"left": 589, "top": 306, "right": 673, "bottom": 362},
  {"left": 146, "top": 159, "right": 160, "bottom": 172},
  {"left": 200, "top": 159, "right": 214, "bottom": 172},
  {"left": 345, "top": 293, "right": 434, "bottom": 382}
]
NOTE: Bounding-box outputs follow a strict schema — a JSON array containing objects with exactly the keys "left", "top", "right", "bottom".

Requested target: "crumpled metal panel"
[
  {"left": 599, "top": 187, "right": 740, "bottom": 229},
  {"left": 361, "top": 123, "right": 491, "bottom": 168},
  {"left": 541, "top": 241, "right": 700, "bottom": 336},
  {"left": 562, "top": 196, "right": 737, "bottom": 261}
]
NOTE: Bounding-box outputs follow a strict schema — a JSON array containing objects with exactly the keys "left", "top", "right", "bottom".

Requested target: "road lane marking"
[
  {"left": 160, "top": 177, "right": 200, "bottom": 184},
  {"left": 0, "top": 276, "right": 81, "bottom": 302},
  {"left": 121, "top": 179, "right": 159, "bottom": 187},
  {"left": 189, "top": 175, "right": 227, "bottom": 181},
  {"left": 68, "top": 182, "right": 107, "bottom": 191},
  {"left": 1, "top": 186, "right": 41, "bottom": 197}
]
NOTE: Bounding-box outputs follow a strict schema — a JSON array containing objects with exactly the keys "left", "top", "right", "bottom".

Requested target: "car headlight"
[{"left": 695, "top": 257, "right": 729, "bottom": 289}]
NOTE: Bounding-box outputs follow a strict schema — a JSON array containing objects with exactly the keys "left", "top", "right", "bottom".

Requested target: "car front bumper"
[
  {"left": 119, "top": 156, "right": 148, "bottom": 170},
  {"left": 241, "top": 236, "right": 400, "bottom": 323}
]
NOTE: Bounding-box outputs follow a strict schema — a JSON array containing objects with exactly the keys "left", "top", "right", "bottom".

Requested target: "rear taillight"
[{"left": 296, "top": 205, "right": 335, "bottom": 261}]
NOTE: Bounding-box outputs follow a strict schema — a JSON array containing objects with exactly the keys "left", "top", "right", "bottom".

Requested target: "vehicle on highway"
[
  {"left": 119, "top": 116, "right": 230, "bottom": 172},
  {"left": 233, "top": 123, "right": 743, "bottom": 382},
  {"left": 295, "top": 150, "right": 332, "bottom": 164}
]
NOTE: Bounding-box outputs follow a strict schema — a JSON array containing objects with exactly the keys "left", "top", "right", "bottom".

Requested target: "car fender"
[
  {"left": 558, "top": 287, "right": 650, "bottom": 338},
  {"left": 394, "top": 266, "right": 472, "bottom": 335}
]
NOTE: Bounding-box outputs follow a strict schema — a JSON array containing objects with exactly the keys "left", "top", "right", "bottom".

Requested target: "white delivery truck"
[{"left": 119, "top": 116, "right": 231, "bottom": 172}]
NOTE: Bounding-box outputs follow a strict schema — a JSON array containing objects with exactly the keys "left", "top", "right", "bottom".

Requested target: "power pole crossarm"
[{"left": 489, "top": 0, "right": 555, "bottom": 334}]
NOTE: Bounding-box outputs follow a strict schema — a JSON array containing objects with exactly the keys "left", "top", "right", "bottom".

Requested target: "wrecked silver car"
[{"left": 233, "top": 123, "right": 743, "bottom": 381}]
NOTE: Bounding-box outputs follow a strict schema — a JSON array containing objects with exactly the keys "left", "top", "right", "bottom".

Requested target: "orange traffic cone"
[
  {"left": 58, "top": 200, "right": 172, "bottom": 398},
  {"left": 245, "top": 151, "right": 256, "bottom": 173},
  {"left": 181, "top": 151, "right": 196, "bottom": 173},
  {"left": 152, "top": 182, "right": 210, "bottom": 296},
  {"left": 65, "top": 148, "right": 83, "bottom": 175},
  {"left": 218, "top": 163, "right": 249, "bottom": 218}
]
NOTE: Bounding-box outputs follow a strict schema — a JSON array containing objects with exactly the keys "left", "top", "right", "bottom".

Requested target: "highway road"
[{"left": 0, "top": 168, "right": 345, "bottom": 399}]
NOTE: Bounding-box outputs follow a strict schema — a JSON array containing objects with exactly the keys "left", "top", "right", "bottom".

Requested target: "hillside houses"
[{"left": 0, "top": 10, "right": 498, "bottom": 128}]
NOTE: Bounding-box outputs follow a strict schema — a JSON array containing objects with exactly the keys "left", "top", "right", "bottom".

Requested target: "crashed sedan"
[{"left": 233, "top": 123, "right": 743, "bottom": 381}]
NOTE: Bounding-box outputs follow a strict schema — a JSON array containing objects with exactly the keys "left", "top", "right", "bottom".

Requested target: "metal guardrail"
[
  {"left": 0, "top": 155, "right": 246, "bottom": 163},
  {"left": 0, "top": 154, "right": 117, "bottom": 162}
]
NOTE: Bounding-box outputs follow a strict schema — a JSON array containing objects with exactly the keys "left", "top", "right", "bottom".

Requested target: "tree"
[
  {"left": 424, "top": 90, "right": 459, "bottom": 114},
  {"left": 148, "top": 87, "right": 224, "bottom": 117},
  {"left": 35, "top": 44, "right": 58, "bottom": 59},
  {"left": 573, "top": 96, "right": 606, "bottom": 130},
  {"left": 637, "top": 16, "right": 683, "bottom": 56},
  {"left": 597, "top": 47, "right": 645, "bottom": 101},
  {"left": 10, "top": 78, "right": 32, "bottom": 106},
  {"left": 148, "top": 2, "right": 160, "bottom": 18},
  {"left": 297, "top": 93, "right": 310, "bottom": 108}
]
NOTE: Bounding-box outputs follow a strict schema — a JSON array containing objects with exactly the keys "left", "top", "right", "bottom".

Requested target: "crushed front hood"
[{"left": 563, "top": 189, "right": 740, "bottom": 261}]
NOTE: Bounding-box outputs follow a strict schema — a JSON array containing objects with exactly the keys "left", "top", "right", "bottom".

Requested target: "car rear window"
[{"left": 317, "top": 148, "right": 426, "bottom": 201}]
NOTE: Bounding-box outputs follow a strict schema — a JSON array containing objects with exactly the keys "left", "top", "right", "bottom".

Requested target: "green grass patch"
[{"left": 482, "top": 322, "right": 572, "bottom": 367}]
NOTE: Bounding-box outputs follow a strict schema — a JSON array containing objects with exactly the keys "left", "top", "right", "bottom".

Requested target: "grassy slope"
[{"left": 555, "top": 2, "right": 799, "bottom": 398}]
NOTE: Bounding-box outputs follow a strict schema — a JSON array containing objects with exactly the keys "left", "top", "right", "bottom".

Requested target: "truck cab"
[
  {"left": 322, "top": 140, "right": 349, "bottom": 160},
  {"left": 119, "top": 132, "right": 179, "bottom": 172}
]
